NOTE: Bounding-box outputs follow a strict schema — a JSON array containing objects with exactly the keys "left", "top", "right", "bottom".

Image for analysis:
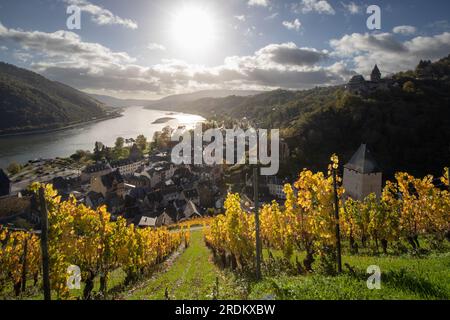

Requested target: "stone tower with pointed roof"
[
  {"left": 343, "top": 144, "right": 382, "bottom": 200},
  {"left": 371, "top": 65, "right": 381, "bottom": 82}
]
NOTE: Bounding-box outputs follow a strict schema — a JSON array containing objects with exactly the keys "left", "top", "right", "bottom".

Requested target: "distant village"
[
  {"left": 0, "top": 117, "right": 384, "bottom": 232},
  {"left": 0, "top": 124, "right": 295, "bottom": 231}
]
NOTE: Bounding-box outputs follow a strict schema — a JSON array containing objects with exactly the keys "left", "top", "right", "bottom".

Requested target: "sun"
[{"left": 171, "top": 5, "right": 215, "bottom": 54}]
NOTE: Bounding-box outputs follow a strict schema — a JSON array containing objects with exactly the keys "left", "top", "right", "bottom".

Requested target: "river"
[{"left": 0, "top": 106, "right": 204, "bottom": 168}]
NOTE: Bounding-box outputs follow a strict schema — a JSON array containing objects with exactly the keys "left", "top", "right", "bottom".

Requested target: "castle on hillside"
[{"left": 346, "top": 65, "right": 397, "bottom": 96}]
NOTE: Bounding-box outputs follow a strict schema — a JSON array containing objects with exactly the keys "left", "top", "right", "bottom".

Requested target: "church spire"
[{"left": 371, "top": 64, "right": 381, "bottom": 82}]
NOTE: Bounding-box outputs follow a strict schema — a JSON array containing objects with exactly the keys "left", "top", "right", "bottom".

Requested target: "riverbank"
[
  {"left": 0, "top": 107, "right": 204, "bottom": 168},
  {"left": 0, "top": 112, "right": 123, "bottom": 137}
]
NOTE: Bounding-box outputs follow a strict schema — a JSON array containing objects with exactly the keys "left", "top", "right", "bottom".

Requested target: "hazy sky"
[{"left": 1, "top": 0, "right": 449, "bottom": 99}]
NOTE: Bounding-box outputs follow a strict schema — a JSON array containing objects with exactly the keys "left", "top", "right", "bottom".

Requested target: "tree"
[
  {"left": 115, "top": 137, "right": 125, "bottom": 150},
  {"left": 113, "top": 137, "right": 127, "bottom": 159},
  {"left": 7, "top": 162, "right": 22, "bottom": 175},
  {"left": 153, "top": 126, "right": 174, "bottom": 149},
  {"left": 70, "top": 150, "right": 90, "bottom": 162},
  {"left": 93, "top": 141, "right": 104, "bottom": 161},
  {"left": 125, "top": 138, "right": 135, "bottom": 147},
  {"left": 136, "top": 135, "right": 148, "bottom": 151},
  {"left": 402, "top": 81, "right": 416, "bottom": 93}
]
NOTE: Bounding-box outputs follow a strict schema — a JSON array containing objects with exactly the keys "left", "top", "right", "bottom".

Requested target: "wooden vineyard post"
[
  {"left": 253, "top": 167, "right": 262, "bottom": 280},
  {"left": 39, "top": 187, "right": 51, "bottom": 300},
  {"left": 20, "top": 234, "right": 29, "bottom": 293},
  {"left": 332, "top": 167, "right": 342, "bottom": 274}
]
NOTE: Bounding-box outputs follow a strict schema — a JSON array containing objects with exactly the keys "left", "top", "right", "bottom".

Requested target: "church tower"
[
  {"left": 370, "top": 65, "right": 381, "bottom": 82},
  {"left": 343, "top": 144, "right": 382, "bottom": 201}
]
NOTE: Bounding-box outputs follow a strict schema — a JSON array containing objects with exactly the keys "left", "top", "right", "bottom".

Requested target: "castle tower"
[
  {"left": 343, "top": 144, "right": 382, "bottom": 201},
  {"left": 370, "top": 65, "right": 381, "bottom": 82}
]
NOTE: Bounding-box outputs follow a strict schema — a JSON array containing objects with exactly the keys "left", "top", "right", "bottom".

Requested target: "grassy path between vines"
[
  {"left": 123, "top": 230, "right": 246, "bottom": 300},
  {"left": 123, "top": 230, "right": 450, "bottom": 300}
]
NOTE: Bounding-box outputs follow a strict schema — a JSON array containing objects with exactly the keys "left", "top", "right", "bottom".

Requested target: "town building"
[
  {"left": 110, "top": 158, "right": 143, "bottom": 176},
  {"left": 90, "top": 169, "right": 125, "bottom": 199},
  {"left": 0, "top": 194, "right": 33, "bottom": 225},
  {"left": 156, "top": 209, "right": 177, "bottom": 227},
  {"left": 85, "top": 191, "right": 106, "bottom": 209},
  {"left": 280, "top": 138, "right": 290, "bottom": 161},
  {"left": 137, "top": 216, "right": 157, "bottom": 228},
  {"left": 265, "top": 176, "right": 287, "bottom": 200},
  {"left": 181, "top": 188, "right": 200, "bottom": 206},
  {"left": 81, "top": 162, "right": 112, "bottom": 183},
  {"left": 178, "top": 200, "right": 202, "bottom": 221},
  {"left": 160, "top": 185, "right": 181, "bottom": 206},
  {"left": 343, "top": 144, "right": 382, "bottom": 200},
  {"left": 0, "top": 169, "right": 11, "bottom": 197},
  {"left": 129, "top": 144, "right": 144, "bottom": 161}
]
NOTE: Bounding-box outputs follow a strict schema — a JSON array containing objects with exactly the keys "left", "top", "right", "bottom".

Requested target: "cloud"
[
  {"left": 0, "top": 21, "right": 352, "bottom": 97},
  {"left": 330, "top": 32, "right": 408, "bottom": 56},
  {"left": 13, "top": 51, "right": 33, "bottom": 62},
  {"left": 330, "top": 31, "right": 450, "bottom": 75},
  {"left": 147, "top": 43, "right": 166, "bottom": 51},
  {"left": 294, "top": 0, "right": 335, "bottom": 15},
  {"left": 256, "top": 42, "right": 329, "bottom": 66},
  {"left": 341, "top": 1, "right": 361, "bottom": 14},
  {"left": 234, "top": 15, "right": 246, "bottom": 22},
  {"left": 65, "top": 0, "right": 138, "bottom": 29},
  {"left": 248, "top": 0, "right": 269, "bottom": 7},
  {"left": 282, "top": 19, "right": 301, "bottom": 31},
  {"left": 0, "top": 21, "right": 133, "bottom": 64},
  {"left": 393, "top": 25, "right": 417, "bottom": 35},
  {"left": 265, "top": 12, "right": 279, "bottom": 20}
]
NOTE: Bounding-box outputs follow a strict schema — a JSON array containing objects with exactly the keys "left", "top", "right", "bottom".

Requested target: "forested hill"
[
  {"left": 0, "top": 62, "right": 107, "bottom": 135},
  {"left": 177, "top": 54, "right": 450, "bottom": 179}
]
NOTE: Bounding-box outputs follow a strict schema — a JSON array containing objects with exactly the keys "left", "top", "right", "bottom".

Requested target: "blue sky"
[{"left": 1, "top": 0, "right": 449, "bottom": 99}]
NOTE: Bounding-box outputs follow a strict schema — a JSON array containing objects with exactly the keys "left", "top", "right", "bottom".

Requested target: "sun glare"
[{"left": 171, "top": 6, "right": 215, "bottom": 54}]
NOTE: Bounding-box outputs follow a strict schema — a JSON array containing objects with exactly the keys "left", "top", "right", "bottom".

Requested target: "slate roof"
[
  {"left": 156, "top": 208, "right": 177, "bottom": 226},
  {"left": 348, "top": 75, "right": 366, "bottom": 84},
  {"left": 137, "top": 216, "right": 157, "bottom": 227},
  {"left": 86, "top": 191, "right": 105, "bottom": 208},
  {"left": 110, "top": 158, "right": 139, "bottom": 168},
  {"left": 100, "top": 170, "right": 124, "bottom": 189},
  {"left": 180, "top": 201, "right": 202, "bottom": 220},
  {"left": 160, "top": 185, "right": 180, "bottom": 196},
  {"left": 371, "top": 64, "right": 381, "bottom": 79},
  {"left": 83, "top": 162, "right": 111, "bottom": 173},
  {"left": 183, "top": 188, "right": 199, "bottom": 199},
  {"left": 146, "top": 191, "right": 163, "bottom": 203},
  {"left": 344, "top": 144, "right": 381, "bottom": 174}
]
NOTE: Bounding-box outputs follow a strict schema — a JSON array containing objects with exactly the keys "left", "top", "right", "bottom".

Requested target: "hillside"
[
  {"left": 145, "top": 89, "right": 262, "bottom": 110},
  {"left": 165, "top": 55, "right": 450, "bottom": 179},
  {"left": 0, "top": 62, "right": 108, "bottom": 135},
  {"left": 89, "top": 93, "right": 152, "bottom": 108}
]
